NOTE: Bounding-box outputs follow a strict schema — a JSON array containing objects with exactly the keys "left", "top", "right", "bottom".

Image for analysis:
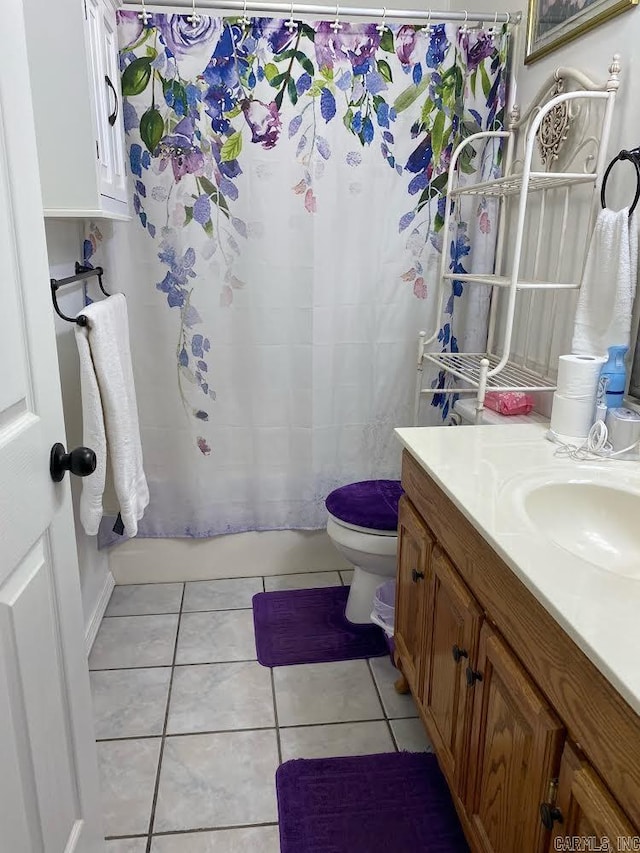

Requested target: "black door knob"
[
  {"left": 452, "top": 644, "right": 468, "bottom": 663},
  {"left": 539, "top": 802, "right": 563, "bottom": 830},
  {"left": 50, "top": 443, "right": 97, "bottom": 482},
  {"left": 411, "top": 569, "right": 425, "bottom": 583},
  {"left": 466, "top": 666, "right": 483, "bottom": 687}
]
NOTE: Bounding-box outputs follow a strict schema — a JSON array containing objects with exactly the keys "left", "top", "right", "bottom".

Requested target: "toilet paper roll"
[
  {"left": 550, "top": 392, "right": 595, "bottom": 439},
  {"left": 556, "top": 354, "right": 606, "bottom": 399}
]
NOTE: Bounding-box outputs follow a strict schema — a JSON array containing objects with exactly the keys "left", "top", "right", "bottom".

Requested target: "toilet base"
[{"left": 345, "top": 566, "right": 392, "bottom": 625}]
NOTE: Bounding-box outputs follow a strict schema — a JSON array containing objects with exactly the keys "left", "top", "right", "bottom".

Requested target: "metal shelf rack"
[{"left": 416, "top": 55, "right": 622, "bottom": 424}]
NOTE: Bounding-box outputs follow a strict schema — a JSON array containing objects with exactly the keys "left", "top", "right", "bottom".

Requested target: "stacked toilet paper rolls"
[{"left": 550, "top": 354, "right": 606, "bottom": 440}]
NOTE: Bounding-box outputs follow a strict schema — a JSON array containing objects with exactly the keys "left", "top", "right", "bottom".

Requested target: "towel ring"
[{"left": 600, "top": 148, "right": 640, "bottom": 217}]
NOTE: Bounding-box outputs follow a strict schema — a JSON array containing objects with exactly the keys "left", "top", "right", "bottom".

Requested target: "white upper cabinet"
[{"left": 24, "top": 0, "right": 130, "bottom": 219}]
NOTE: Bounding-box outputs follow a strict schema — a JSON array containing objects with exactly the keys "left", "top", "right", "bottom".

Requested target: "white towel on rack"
[
  {"left": 75, "top": 293, "right": 149, "bottom": 537},
  {"left": 571, "top": 207, "right": 638, "bottom": 357}
]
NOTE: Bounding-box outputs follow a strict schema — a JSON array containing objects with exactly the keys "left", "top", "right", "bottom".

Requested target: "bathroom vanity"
[{"left": 393, "top": 424, "right": 640, "bottom": 852}]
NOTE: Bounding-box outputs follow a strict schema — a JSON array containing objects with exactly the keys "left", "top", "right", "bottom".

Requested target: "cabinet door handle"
[
  {"left": 465, "top": 666, "right": 483, "bottom": 686},
  {"left": 452, "top": 644, "right": 468, "bottom": 663},
  {"left": 105, "top": 74, "right": 118, "bottom": 127},
  {"left": 539, "top": 802, "right": 563, "bottom": 830},
  {"left": 411, "top": 569, "right": 425, "bottom": 583}
]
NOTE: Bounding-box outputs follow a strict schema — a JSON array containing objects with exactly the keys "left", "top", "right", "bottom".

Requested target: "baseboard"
[{"left": 85, "top": 570, "right": 115, "bottom": 655}]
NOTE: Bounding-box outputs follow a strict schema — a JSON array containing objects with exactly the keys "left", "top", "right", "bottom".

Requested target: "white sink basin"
[{"left": 523, "top": 482, "right": 640, "bottom": 578}]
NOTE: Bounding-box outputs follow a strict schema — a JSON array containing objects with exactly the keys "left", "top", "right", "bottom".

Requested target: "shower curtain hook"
[
  {"left": 138, "top": 0, "right": 152, "bottom": 25},
  {"left": 285, "top": 0, "right": 298, "bottom": 33},
  {"left": 241, "top": 0, "right": 251, "bottom": 28},
  {"left": 460, "top": 9, "right": 469, "bottom": 34},
  {"left": 330, "top": 3, "right": 343, "bottom": 32},
  {"left": 421, "top": 8, "right": 433, "bottom": 34},
  {"left": 489, "top": 11, "right": 499, "bottom": 34},
  {"left": 376, "top": 7, "right": 389, "bottom": 35},
  {"left": 187, "top": 0, "right": 201, "bottom": 27}
]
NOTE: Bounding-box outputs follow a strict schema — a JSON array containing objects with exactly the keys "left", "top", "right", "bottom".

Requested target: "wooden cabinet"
[
  {"left": 394, "top": 496, "right": 432, "bottom": 697},
  {"left": 24, "top": 0, "right": 129, "bottom": 219},
  {"left": 549, "top": 742, "right": 636, "bottom": 850},
  {"left": 466, "top": 624, "right": 564, "bottom": 853},
  {"left": 394, "top": 449, "right": 640, "bottom": 850},
  {"left": 420, "top": 546, "right": 482, "bottom": 797}
]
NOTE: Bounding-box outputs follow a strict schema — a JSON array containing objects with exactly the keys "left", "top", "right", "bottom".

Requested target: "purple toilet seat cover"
[{"left": 325, "top": 480, "right": 404, "bottom": 532}]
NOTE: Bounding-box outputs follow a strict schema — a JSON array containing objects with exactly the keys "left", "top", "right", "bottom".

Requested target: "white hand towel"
[
  {"left": 571, "top": 207, "right": 638, "bottom": 357},
  {"left": 75, "top": 294, "right": 149, "bottom": 537}
]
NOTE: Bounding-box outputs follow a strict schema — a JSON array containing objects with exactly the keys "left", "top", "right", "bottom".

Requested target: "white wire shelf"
[
  {"left": 449, "top": 171, "right": 597, "bottom": 198},
  {"left": 442, "top": 273, "right": 580, "bottom": 290},
  {"left": 422, "top": 352, "right": 557, "bottom": 391}
]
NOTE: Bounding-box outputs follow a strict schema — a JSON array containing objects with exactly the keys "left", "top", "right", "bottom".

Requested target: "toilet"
[
  {"left": 326, "top": 400, "right": 549, "bottom": 624},
  {"left": 326, "top": 480, "right": 403, "bottom": 624}
]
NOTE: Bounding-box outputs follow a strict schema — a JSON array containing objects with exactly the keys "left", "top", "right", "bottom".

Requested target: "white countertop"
[{"left": 395, "top": 423, "right": 640, "bottom": 716}]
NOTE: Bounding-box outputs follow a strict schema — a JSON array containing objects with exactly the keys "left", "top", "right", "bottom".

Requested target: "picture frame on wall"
[{"left": 526, "top": 0, "right": 638, "bottom": 63}]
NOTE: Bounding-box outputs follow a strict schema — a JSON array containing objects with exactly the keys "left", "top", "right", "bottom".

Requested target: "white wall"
[{"left": 45, "top": 221, "right": 113, "bottom": 644}]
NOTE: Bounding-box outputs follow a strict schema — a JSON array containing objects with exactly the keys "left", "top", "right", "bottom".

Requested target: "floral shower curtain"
[{"left": 92, "top": 12, "right": 508, "bottom": 543}]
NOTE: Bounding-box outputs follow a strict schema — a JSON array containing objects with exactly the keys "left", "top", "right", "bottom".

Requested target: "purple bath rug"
[
  {"left": 277, "top": 751, "right": 469, "bottom": 853},
  {"left": 252, "top": 586, "right": 388, "bottom": 667}
]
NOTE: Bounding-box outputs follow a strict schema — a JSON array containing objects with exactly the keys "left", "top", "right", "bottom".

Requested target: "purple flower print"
[
  {"left": 158, "top": 14, "right": 222, "bottom": 78},
  {"left": 241, "top": 99, "right": 281, "bottom": 149},
  {"left": 157, "top": 117, "right": 205, "bottom": 182},
  {"left": 117, "top": 11, "right": 144, "bottom": 48},
  {"left": 426, "top": 25, "right": 448, "bottom": 68},
  {"left": 465, "top": 32, "right": 496, "bottom": 73},
  {"left": 315, "top": 23, "right": 381, "bottom": 74},
  {"left": 395, "top": 25, "right": 419, "bottom": 65}
]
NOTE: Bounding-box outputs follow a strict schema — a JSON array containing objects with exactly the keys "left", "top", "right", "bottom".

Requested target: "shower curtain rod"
[{"left": 123, "top": 1, "right": 522, "bottom": 25}]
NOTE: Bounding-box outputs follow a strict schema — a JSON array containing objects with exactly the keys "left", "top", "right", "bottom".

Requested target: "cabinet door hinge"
[
  {"left": 547, "top": 777, "right": 559, "bottom": 805},
  {"left": 96, "top": 140, "right": 100, "bottom": 160},
  {"left": 84, "top": 0, "right": 87, "bottom": 19}
]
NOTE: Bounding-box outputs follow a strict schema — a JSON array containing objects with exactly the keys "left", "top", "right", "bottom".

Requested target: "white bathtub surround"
[
  {"left": 108, "top": 528, "right": 350, "bottom": 583},
  {"left": 395, "top": 423, "right": 640, "bottom": 713}
]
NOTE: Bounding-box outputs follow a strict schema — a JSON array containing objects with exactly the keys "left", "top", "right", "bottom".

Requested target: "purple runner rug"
[
  {"left": 277, "top": 751, "right": 469, "bottom": 853},
  {"left": 252, "top": 585, "right": 388, "bottom": 667}
]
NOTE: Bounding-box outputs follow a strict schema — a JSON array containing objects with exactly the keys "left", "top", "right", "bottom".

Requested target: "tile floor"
[{"left": 91, "top": 570, "right": 432, "bottom": 852}]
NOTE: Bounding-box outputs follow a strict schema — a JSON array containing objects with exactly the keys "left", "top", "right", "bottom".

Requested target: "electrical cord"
[{"left": 553, "top": 420, "right": 640, "bottom": 461}]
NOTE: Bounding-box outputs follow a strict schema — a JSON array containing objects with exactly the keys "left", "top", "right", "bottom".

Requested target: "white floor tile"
[
  {"left": 274, "top": 659, "right": 383, "bottom": 726},
  {"left": 175, "top": 611, "right": 256, "bottom": 664},
  {"left": 106, "top": 583, "right": 184, "bottom": 617},
  {"left": 182, "top": 578, "right": 263, "bottom": 612},
  {"left": 280, "top": 720, "right": 394, "bottom": 761},
  {"left": 339, "top": 570, "right": 354, "bottom": 585},
  {"left": 151, "top": 826, "right": 280, "bottom": 852},
  {"left": 105, "top": 840, "right": 147, "bottom": 853},
  {"left": 89, "top": 615, "right": 179, "bottom": 670},
  {"left": 264, "top": 572, "right": 342, "bottom": 592},
  {"left": 154, "top": 730, "right": 279, "bottom": 831},
  {"left": 91, "top": 668, "right": 171, "bottom": 739},
  {"left": 369, "top": 656, "right": 419, "bottom": 720},
  {"left": 97, "top": 738, "right": 161, "bottom": 836},
  {"left": 390, "top": 718, "right": 434, "bottom": 753},
  {"left": 167, "top": 662, "right": 274, "bottom": 734}
]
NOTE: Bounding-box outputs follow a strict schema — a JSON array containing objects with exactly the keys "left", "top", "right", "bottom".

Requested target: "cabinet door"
[
  {"left": 466, "top": 624, "right": 565, "bottom": 853},
  {"left": 421, "top": 546, "right": 482, "bottom": 796},
  {"left": 86, "top": 0, "right": 127, "bottom": 205},
  {"left": 394, "top": 496, "right": 432, "bottom": 697},
  {"left": 100, "top": 1, "right": 128, "bottom": 203},
  {"left": 548, "top": 742, "right": 636, "bottom": 850}
]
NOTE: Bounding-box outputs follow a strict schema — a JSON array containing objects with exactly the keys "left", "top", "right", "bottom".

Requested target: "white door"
[{"left": 0, "top": 2, "right": 105, "bottom": 852}]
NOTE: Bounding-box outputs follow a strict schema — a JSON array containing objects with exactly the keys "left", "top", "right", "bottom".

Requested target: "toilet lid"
[{"left": 325, "top": 480, "right": 404, "bottom": 532}]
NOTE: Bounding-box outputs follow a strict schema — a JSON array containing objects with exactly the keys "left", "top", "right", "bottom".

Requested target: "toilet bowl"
[
  {"left": 326, "top": 404, "right": 549, "bottom": 625},
  {"left": 325, "top": 480, "right": 403, "bottom": 624}
]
